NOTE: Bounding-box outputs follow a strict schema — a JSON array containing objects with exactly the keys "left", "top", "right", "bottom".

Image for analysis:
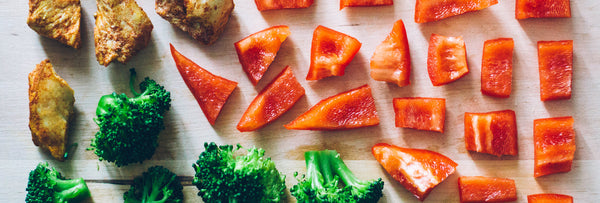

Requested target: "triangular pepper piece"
[
  {"left": 235, "top": 25, "right": 291, "bottom": 85},
  {"left": 170, "top": 44, "right": 238, "bottom": 125},
  {"left": 237, "top": 66, "right": 305, "bottom": 132},
  {"left": 370, "top": 19, "right": 411, "bottom": 87},
  {"left": 284, "top": 84, "right": 379, "bottom": 130},
  {"left": 415, "top": 0, "right": 498, "bottom": 23},
  {"left": 306, "top": 25, "right": 361, "bottom": 80},
  {"left": 372, "top": 143, "right": 457, "bottom": 201}
]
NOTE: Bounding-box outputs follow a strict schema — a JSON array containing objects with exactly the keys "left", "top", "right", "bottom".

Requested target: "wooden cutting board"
[{"left": 1, "top": 0, "right": 598, "bottom": 202}]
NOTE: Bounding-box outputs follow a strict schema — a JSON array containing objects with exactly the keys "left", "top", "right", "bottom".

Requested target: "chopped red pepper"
[
  {"left": 284, "top": 85, "right": 379, "bottom": 130},
  {"left": 340, "top": 0, "right": 393, "bottom": 10},
  {"left": 170, "top": 44, "right": 237, "bottom": 125},
  {"left": 237, "top": 66, "right": 305, "bottom": 132},
  {"left": 415, "top": 0, "right": 498, "bottom": 23},
  {"left": 464, "top": 110, "right": 518, "bottom": 157},
  {"left": 307, "top": 25, "right": 362, "bottom": 80},
  {"left": 516, "top": 0, "right": 571, "bottom": 19},
  {"left": 528, "top": 193, "right": 573, "bottom": 203},
  {"left": 254, "top": 0, "right": 314, "bottom": 11},
  {"left": 370, "top": 19, "right": 411, "bottom": 87},
  {"left": 372, "top": 143, "right": 457, "bottom": 201},
  {"left": 235, "top": 25, "right": 291, "bottom": 86},
  {"left": 458, "top": 176, "right": 517, "bottom": 203},
  {"left": 534, "top": 116, "right": 575, "bottom": 177},
  {"left": 427, "top": 34, "right": 469, "bottom": 86},
  {"left": 481, "top": 38, "right": 514, "bottom": 98},
  {"left": 538, "top": 40, "right": 573, "bottom": 101},
  {"left": 393, "top": 97, "right": 445, "bottom": 133}
]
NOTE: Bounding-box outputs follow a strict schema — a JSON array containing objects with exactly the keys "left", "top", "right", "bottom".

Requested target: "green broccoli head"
[
  {"left": 26, "top": 162, "right": 90, "bottom": 203},
  {"left": 290, "top": 150, "right": 384, "bottom": 203},
  {"left": 192, "top": 142, "right": 287, "bottom": 203},
  {"left": 90, "top": 69, "right": 171, "bottom": 166},
  {"left": 123, "top": 166, "right": 183, "bottom": 203}
]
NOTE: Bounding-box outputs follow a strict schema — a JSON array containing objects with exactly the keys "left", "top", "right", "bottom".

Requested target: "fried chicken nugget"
[
  {"left": 94, "top": 0, "right": 153, "bottom": 66},
  {"left": 27, "top": 0, "right": 81, "bottom": 48},
  {"left": 156, "top": 0, "right": 234, "bottom": 45},
  {"left": 28, "top": 59, "right": 75, "bottom": 161}
]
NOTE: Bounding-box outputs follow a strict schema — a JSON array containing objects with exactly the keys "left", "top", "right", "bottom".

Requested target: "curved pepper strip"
[
  {"left": 237, "top": 66, "right": 305, "bottom": 132},
  {"left": 284, "top": 85, "right": 379, "bottom": 130},
  {"left": 415, "top": 0, "right": 498, "bottom": 23},
  {"left": 458, "top": 176, "right": 517, "bottom": 203},
  {"left": 254, "top": 0, "right": 314, "bottom": 11},
  {"left": 516, "top": 0, "right": 571, "bottom": 19}
]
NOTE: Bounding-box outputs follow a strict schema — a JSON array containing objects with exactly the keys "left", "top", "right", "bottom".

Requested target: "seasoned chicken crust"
[
  {"left": 156, "top": 0, "right": 234, "bottom": 45},
  {"left": 28, "top": 59, "right": 75, "bottom": 161},
  {"left": 94, "top": 0, "right": 153, "bottom": 66},
  {"left": 27, "top": 0, "right": 81, "bottom": 48}
]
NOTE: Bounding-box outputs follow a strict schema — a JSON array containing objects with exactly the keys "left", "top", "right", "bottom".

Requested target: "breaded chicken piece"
[
  {"left": 94, "top": 0, "right": 153, "bottom": 66},
  {"left": 156, "top": 0, "right": 234, "bottom": 45},
  {"left": 28, "top": 59, "right": 75, "bottom": 161},
  {"left": 27, "top": 0, "right": 81, "bottom": 48}
]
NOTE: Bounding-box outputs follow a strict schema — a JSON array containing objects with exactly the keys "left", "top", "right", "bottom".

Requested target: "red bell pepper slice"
[
  {"left": 458, "top": 176, "right": 517, "bottom": 203},
  {"left": 464, "top": 110, "right": 518, "bottom": 157},
  {"left": 427, "top": 34, "right": 469, "bottom": 86},
  {"left": 393, "top": 97, "right": 445, "bottom": 133},
  {"left": 481, "top": 38, "right": 514, "bottom": 98},
  {"left": 516, "top": 0, "right": 571, "bottom": 19},
  {"left": 254, "top": 0, "right": 314, "bottom": 11},
  {"left": 170, "top": 44, "right": 238, "bottom": 125},
  {"left": 340, "top": 0, "right": 393, "bottom": 10},
  {"left": 284, "top": 85, "right": 379, "bottom": 130},
  {"left": 528, "top": 194, "right": 573, "bottom": 203},
  {"left": 372, "top": 143, "right": 457, "bottom": 201},
  {"left": 235, "top": 25, "right": 291, "bottom": 85},
  {"left": 307, "top": 25, "right": 361, "bottom": 80},
  {"left": 370, "top": 19, "right": 411, "bottom": 87},
  {"left": 415, "top": 0, "right": 498, "bottom": 23},
  {"left": 534, "top": 116, "right": 575, "bottom": 177},
  {"left": 538, "top": 40, "right": 573, "bottom": 101},
  {"left": 237, "top": 66, "right": 305, "bottom": 132}
]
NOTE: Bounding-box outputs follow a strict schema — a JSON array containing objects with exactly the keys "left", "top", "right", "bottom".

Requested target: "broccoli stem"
[
  {"left": 129, "top": 69, "right": 141, "bottom": 97},
  {"left": 53, "top": 177, "right": 90, "bottom": 202},
  {"left": 305, "top": 151, "right": 327, "bottom": 190},
  {"left": 326, "top": 150, "right": 365, "bottom": 188}
]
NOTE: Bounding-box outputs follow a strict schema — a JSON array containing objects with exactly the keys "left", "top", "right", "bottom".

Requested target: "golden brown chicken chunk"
[
  {"left": 94, "top": 0, "right": 153, "bottom": 66},
  {"left": 27, "top": 0, "right": 81, "bottom": 48},
  {"left": 29, "top": 59, "right": 75, "bottom": 161},
  {"left": 156, "top": 0, "right": 234, "bottom": 45}
]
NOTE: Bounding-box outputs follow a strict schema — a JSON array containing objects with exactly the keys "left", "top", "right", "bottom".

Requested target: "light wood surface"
[{"left": 2, "top": 0, "right": 599, "bottom": 202}]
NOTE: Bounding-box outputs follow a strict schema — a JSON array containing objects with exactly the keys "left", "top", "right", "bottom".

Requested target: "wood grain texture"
[{"left": 1, "top": 0, "right": 599, "bottom": 202}]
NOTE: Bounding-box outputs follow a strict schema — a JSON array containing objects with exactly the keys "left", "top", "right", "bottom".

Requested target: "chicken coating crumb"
[
  {"left": 28, "top": 59, "right": 75, "bottom": 161},
  {"left": 27, "top": 0, "right": 81, "bottom": 48},
  {"left": 94, "top": 0, "right": 153, "bottom": 66},
  {"left": 156, "top": 0, "right": 234, "bottom": 45}
]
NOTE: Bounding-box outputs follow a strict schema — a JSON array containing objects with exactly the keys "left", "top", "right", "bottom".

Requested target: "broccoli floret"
[
  {"left": 90, "top": 68, "right": 171, "bottom": 166},
  {"left": 26, "top": 162, "right": 90, "bottom": 203},
  {"left": 192, "top": 142, "right": 287, "bottom": 203},
  {"left": 291, "top": 150, "right": 384, "bottom": 203},
  {"left": 123, "top": 166, "right": 183, "bottom": 203}
]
